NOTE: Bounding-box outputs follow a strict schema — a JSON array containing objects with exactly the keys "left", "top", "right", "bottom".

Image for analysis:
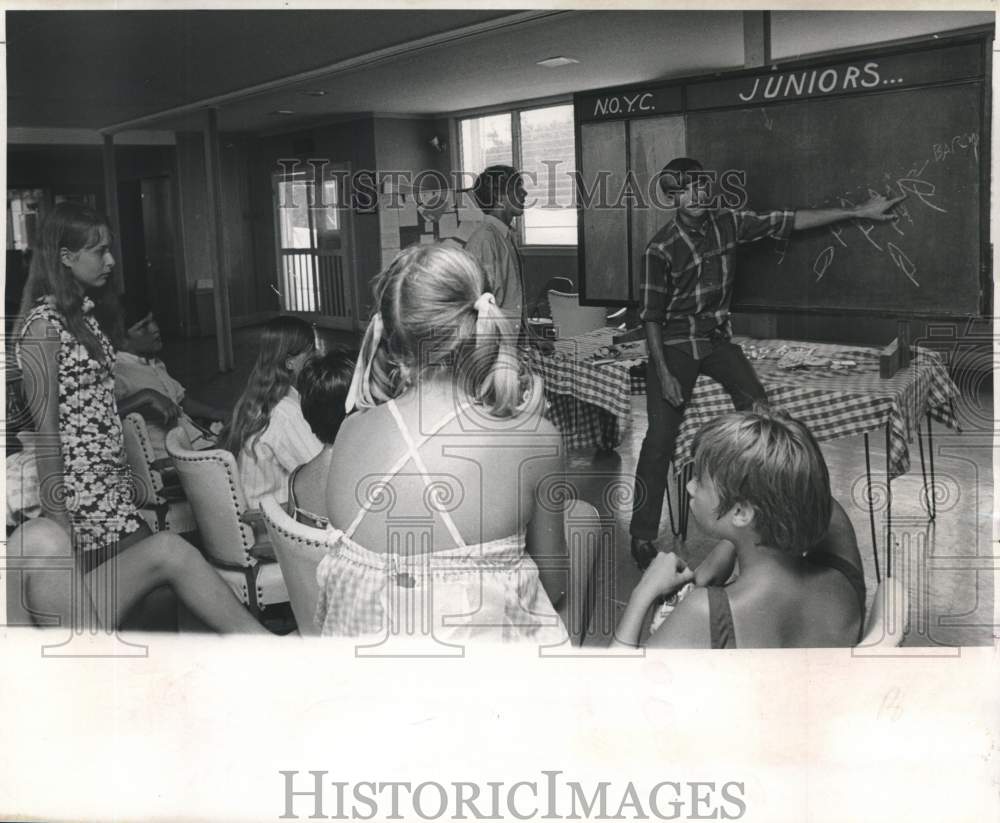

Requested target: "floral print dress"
[{"left": 16, "top": 297, "right": 144, "bottom": 560}]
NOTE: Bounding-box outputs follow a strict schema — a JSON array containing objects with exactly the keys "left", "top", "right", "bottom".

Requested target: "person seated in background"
[
  {"left": 286, "top": 348, "right": 356, "bottom": 529},
  {"left": 113, "top": 294, "right": 226, "bottom": 461},
  {"left": 218, "top": 315, "right": 321, "bottom": 510},
  {"left": 614, "top": 407, "right": 866, "bottom": 649}
]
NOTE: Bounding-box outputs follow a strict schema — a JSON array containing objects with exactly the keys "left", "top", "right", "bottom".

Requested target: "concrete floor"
[{"left": 164, "top": 327, "right": 995, "bottom": 647}]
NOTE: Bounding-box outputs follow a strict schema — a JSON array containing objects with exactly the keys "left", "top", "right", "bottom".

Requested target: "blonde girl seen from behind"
[{"left": 318, "top": 243, "right": 568, "bottom": 643}]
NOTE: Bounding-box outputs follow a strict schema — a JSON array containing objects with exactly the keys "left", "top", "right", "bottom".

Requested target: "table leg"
[
  {"left": 667, "top": 466, "right": 682, "bottom": 538},
  {"left": 666, "top": 464, "right": 692, "bottom": 540},
  {"left": 679, "top": 464, "right": 692, "bottom": 541},
  {"left": 885, "top": 421, "right": 893, "bottom": 579},
  {"left": 917, "top": 411, "right": 937, "bottom": 521},
  {"left": 863, "top": 433, "right": 882, "bottom": 585}
]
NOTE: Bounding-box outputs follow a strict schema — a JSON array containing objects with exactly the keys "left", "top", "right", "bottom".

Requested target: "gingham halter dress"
[{"left": 314, "top": 399, "right": 566, "bottom": 644}]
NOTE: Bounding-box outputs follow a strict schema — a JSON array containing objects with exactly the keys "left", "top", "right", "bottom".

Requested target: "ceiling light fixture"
[
  {"left": 536, "top": 56, "right": 579, "bottom": 69},
  {"left": 300, "top": 90, "right": 327, "bottom": 97},
  {"left": 269, "top": 109, "right": 295, "bottom": 116}
]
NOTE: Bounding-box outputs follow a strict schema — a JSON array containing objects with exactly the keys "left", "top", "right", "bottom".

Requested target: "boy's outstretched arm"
[{"left": 793, "top": 193, "right": 905, "bottom": 231}]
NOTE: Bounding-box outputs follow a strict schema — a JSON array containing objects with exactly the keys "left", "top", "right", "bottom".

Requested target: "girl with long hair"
[
  {"left": 218, "top": 315, "right": 320, "bottom": 509},
  {"left": 314, "top": 243, "right": 567, "bottom": 643},
  {"left": 14, "top": 201, "right": 267, "bottom": 633}
]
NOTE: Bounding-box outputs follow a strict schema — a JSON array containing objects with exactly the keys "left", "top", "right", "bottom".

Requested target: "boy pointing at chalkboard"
[{"left": 630, "top": 157, "right": 903, "bottom": 570}]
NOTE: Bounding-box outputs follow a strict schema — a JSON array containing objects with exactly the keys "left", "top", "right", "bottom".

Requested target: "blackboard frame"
[{"left": 573, "top": 27, "right": 993, "bottom": 319}]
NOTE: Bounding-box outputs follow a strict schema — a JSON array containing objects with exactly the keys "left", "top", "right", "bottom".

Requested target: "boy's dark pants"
[{"left": 630, "top": 341, "right": 767, "bottom": 541}]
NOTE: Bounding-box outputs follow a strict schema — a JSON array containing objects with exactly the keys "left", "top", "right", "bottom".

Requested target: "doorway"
[
  {"left": 116, "top": 176, "right": 183, "bottom": 336},
  {"left": 271, "top": 162, "right": 355, "bottom": 330}
]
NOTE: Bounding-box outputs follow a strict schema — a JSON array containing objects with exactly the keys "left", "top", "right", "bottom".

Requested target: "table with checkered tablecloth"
[
  {"left": 528, "top": 328, "right": 960, "bottom": 481},
  {"left": 526, "top": 327, "right": 645, "bottom": 451}
]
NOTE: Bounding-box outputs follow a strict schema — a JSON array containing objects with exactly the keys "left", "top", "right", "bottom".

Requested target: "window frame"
[{"left": 453, "top": 95, "right": 577, "bottom": 249}]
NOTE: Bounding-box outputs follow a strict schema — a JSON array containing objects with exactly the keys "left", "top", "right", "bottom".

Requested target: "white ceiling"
[{"left": 6, "top": 9, "right": 993, "bottom": 136}]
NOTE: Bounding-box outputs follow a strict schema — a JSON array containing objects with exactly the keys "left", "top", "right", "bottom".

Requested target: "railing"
[{"left": 278, "top": 250, "right": 349, "bottom": 318}]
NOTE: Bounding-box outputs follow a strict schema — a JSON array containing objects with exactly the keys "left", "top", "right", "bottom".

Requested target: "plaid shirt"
[{"left": 640, "top": 208, "right": 795, "bottom": 359}]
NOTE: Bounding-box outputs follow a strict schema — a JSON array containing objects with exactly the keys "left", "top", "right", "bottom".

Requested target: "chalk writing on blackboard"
[
  {"left": 592, "top": 92, "right": 656, "bottom": 118},
  {"left": 896, "top": 178, "right": 947, "bottom": 213},
  {"left": 802, "top": 131, "right": 978, "bottom": 287},
  {"left": 932, "top": 132, "right": 979, "bottom": 163},
  {"left": 813, "top": 246, "right": 835, "bottom": 281},
  {"left": 737, "top": 62, "right": 904, "bottom": 103},
  {"left": 887, "top": 242, "right": 919, "bottom": 286}
]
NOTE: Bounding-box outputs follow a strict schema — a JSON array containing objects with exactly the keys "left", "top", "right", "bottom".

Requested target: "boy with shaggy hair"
[{"left": 615, "top": 407, "right": 867, "bottom": 649}]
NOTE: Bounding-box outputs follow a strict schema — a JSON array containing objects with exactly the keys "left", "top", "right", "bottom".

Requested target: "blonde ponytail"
[
  {"left": 472, "top": 293, "right": 529, "bottom": 417},
  {"left": 354, "top": 243, "right": 539, "bottom": 419}
]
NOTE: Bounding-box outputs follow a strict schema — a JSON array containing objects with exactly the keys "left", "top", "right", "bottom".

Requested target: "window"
[
  {"left": 7, "top": 189, "right": 45, "bottom": 251},
  {"left": 458, "top": 103, "right": 577, "bottom": 246}
]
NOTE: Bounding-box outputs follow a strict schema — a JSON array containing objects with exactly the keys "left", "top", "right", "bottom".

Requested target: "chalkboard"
[
  {"left": 628, "top": 115, "right": 685, "bottom": 302},
  {"left": 687, "top": 82, "right": 985, "bottom": 316},
  {"left": 574, "top": 34, "right": 990, "bottom": 317},
  {"left": 579, "top": 120, "right": 630, "bottom": 302}
]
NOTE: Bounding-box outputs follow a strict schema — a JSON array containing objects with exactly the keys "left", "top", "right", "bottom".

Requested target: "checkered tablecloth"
[
  {"left": 529, "top": 329, "right": 960, "bottom": 478},
  {"left": 526, "top": 327, "right": 643, "bottom": 450}
]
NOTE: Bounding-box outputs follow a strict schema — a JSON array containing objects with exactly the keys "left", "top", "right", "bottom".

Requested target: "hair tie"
[
  {"left": 473, "top": 292, "right": 496, "bottom": 314},
  {"left": 345, "top": 312, "right": 384, "bottom": 413}
]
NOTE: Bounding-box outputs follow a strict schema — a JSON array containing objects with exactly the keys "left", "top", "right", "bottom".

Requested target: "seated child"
[
  {"left": 614, "top": 407, "right": 867, "bottom": 649},
  {"left": 287, "top": 349, "right": 356, "bottom": 528},
  {"left": 218, "top": 315, "right": 321, "bottom": 510},
  {"left": 114, "top": 294, "right": 226, "bottom": 461}
]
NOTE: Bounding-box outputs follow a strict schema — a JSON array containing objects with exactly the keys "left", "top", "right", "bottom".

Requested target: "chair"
[
  {"left": 165, "top": 427, "right": 288, "bottom": 616},
  {"left": 122, "top": 413, "right": 195, "bottom": 533},
  {"left": 548, "top": 289, "right": 608, "bottom": 339},
  {"left": 259, "top": 496, "right": 602, "bottom": 643},
  {"left": 858, "top": 575, "right": 910, "bottom": 648},
  {"left": 260, "top": 496, "right": 332, "bottom": 636},
  {"left": 559, "top": 499, "right": 601, "bottom": 644}
]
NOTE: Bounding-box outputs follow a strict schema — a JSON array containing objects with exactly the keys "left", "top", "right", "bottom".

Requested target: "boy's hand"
[
  {"left": 658, "top": 366, "right": 683, "bottom": 407},
  {"left": 637, "top": 551, "right": 695, "bottom": 600},
  {"left": 854, "top": 194, "right": 906, "bottom": 222}
]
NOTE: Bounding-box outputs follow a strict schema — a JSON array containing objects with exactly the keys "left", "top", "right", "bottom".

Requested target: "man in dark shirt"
[{"left": 630, "top": 157, "right": 903, "bottom": 569}]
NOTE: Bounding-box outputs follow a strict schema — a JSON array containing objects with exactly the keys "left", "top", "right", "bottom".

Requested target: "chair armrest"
[
  {"left": 240, "top": 509, "right": 265, "bottom": 528},
  {"left": 240, "top": 508, "right": 273, "bottom": 549},
  {"left": 159, "top": 482, "right": 186, "bottom": 503},
  {"left": 249, "top": 537, "right": 276, "bottom": 563}
]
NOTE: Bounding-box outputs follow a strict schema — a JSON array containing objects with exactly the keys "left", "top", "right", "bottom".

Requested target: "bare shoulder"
[
  {"left": 647, "top": 586, "right": 712, "bottom": 649},
  {"left": 336, "top": 405, "right": 385, "bottom": 446},
  {"left": 811, "top": 497, "right": 863, "bottom": 572}
]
